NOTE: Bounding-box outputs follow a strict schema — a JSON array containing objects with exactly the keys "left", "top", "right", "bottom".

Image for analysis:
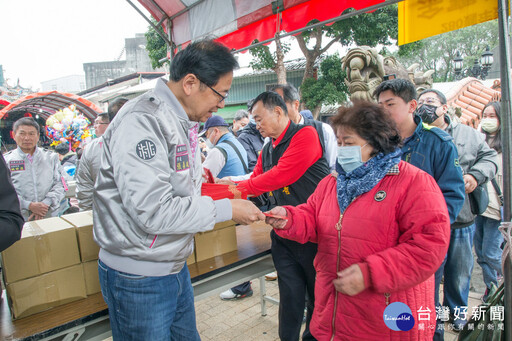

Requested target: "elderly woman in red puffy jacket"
[{"left": 266, "top": 102, "right": 450, "bottom": 340}]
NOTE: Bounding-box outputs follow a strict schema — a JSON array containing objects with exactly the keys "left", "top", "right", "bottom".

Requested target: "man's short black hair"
[
  {"left": 13, "top": 117, "right": 39, "bottom": 133},
  {"left": 170, "top": 39, "right": 239, "bottom": 87},
  {"left": 55, "top": 142, "right": 70, "bottom": 155},
  {"left": 271, "top": 83, "right": 300, "bottom": 103},
  {"left": 252, "top": 91, "right": 288, "bottom": 116},
  {"left": 418, "top": 89, "right": 447, "bottom": 105},
  {"left": 374, "top": 78, "right": 417, "bottom": 103},
  {"left": 98, "top": 113, "right": 110, "bottom": 123},
  {"left": 108, "top": 97, "right": 128, "bottom": 121}
]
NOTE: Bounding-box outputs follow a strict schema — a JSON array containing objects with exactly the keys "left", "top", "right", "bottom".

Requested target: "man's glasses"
[
  {"left": 418, "top": 98, "right": 440, "bottom": 106},
  {"left": 196, "top": 76, "right": 228, "bottom": 103}
]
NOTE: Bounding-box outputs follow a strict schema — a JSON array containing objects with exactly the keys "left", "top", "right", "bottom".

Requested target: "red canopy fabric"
[
  {"left": 0, "top": 91, "right": 101, "bottom": 121},
  {"left": 136, "top": 0, "right": 385, "bottom": 50},
  {"left": 0, "top": 99, "right": 10, "bottom": 109}
]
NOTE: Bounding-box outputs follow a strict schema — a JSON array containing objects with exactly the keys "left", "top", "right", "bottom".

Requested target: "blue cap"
[
  {"left": 300, "top": 110, "right": 314, "bottom": 120},
  {"left": 200, "top": 115, "right": 228, "bottom": 135}
]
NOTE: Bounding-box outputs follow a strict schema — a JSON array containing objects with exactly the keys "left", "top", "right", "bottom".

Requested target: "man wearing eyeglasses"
[
  {"left": 92, "top": 39, "right": 264, "bottom": 340},
  {"left": 3, "top": 117, "right": 65, "bottom": 221},
  {"left": 92, "top": 113, "right": 110, "bottom": 138}
]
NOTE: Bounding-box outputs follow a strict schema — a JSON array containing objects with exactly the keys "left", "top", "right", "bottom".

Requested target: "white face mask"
[
  {"left": 205, "top": 138, "right": 214, "bottom": 149},
  {"left": 481, "top": 118, "right": 499, "bottom": 133},
  {"left": 205, "top": 129, "right": 216, "bottom": 149},
  {"left": 336, "top": 143, "right": 368, "bottom": 173}
]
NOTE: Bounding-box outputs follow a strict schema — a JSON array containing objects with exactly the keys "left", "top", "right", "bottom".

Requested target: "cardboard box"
[
  {"left": 1, "top": 217, "right": 80, "bottom": 283},
  {"left": 6, "top": 264, "right": 87, "bottom": 319},
  {"left": 194, "top": 221, "right": 237, "bottom": 262},
  {"left": 82, "top": 261, "right": 101, "bottom": 296},
  {"left": 187, "top": 250, "right": 196, "bottom": 265},
  {"left": 61, "top": 211, "right": 99, "bottom": 262}
]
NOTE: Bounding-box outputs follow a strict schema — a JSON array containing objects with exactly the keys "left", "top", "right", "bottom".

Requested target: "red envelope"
[
  {"left": 263, "top": 212, "right": 289, "bottom": 220},
  {"left": 204, "top": 168, "right": 215, "bottom": 183},
  {"left": 201, "top": 183, "right": 248, "bottom": 200}
]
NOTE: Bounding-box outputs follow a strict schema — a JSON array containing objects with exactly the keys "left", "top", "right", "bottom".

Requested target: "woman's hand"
[
  {"left": 265, "top": 207, "right": 288, "bottom": 229},
  {"left": 333, "top": 264, "right": 365, "bottom": 296}
]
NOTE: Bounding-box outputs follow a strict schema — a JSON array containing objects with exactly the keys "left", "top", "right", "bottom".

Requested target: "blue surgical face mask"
[{"left": 337, "top": 144, "right": 368, "bottom": 173}]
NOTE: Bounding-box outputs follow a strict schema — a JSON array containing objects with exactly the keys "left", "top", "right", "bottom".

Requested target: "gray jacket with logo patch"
[
  {"left": 75, "top": 137, "right": 103, "bottom": 211},
  {"left": 93, "top": 79, "right": 231, "bottom": 277},
  {"left": 3, "top": 147, "right": 65, "bottom": 220}
]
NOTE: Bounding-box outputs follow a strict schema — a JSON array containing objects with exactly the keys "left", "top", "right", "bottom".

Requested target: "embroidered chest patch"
[
  {"left": 136, "top": 140, "right": 157, "bottom": 160},
  {"left": 9, "top": 160, "right": 25, "bottom": 172},
  {"left": 176, "top": 144, "right": 190, "bottom": 172},
  {"left": 374, "top": 190, "right": 387, "bottom": 201}
]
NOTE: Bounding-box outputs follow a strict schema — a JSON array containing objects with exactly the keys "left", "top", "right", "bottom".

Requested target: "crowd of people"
[{"left": 0, "top": 39, "right": 505, "bottom": 340}]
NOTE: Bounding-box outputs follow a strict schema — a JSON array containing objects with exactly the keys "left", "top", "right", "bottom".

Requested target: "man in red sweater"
[{"left": 236, "top": 91, "right": 330, "bottom": 341}]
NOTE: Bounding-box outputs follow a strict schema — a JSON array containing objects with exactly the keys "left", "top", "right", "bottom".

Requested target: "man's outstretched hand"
[{"left": 230, "top": 199, "right": 265, "bottom": 225}]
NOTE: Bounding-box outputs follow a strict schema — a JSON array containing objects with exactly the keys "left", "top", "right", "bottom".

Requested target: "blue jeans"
[
  {"left": 474, "top": 215, "right": 503, "bottom": 289},
  {"left": 98, "top": 259, "right": 200, "bottom": 341},
  {"left": 434, "top": 224, "right": 475, "bottom": 340}
]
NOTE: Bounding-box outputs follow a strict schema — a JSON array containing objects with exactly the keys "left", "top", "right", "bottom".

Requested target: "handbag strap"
[
  {"left": 491, "top": 178, "right": 504, "bottom": 206},
  {"left": 219, "top": 139, "right": 249, "bottom": 174}
]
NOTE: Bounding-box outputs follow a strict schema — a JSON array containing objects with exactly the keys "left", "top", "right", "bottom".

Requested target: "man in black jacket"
[
  {"left": 237, "top": 118, "right": 264, "bottom": 172},
  {"left": 0, "top": 154, "right": 23, "bottom": 251}
]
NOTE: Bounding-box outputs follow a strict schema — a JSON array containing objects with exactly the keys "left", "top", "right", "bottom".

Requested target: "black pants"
[{"left": 271, "top": 230, "right": 317, "bottom": 341}]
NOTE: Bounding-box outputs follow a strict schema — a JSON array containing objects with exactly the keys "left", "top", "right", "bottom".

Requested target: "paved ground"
[
  {"left": 192, "top": 253, "right": 486, "bottom": 341},
  {"left": 193, "top": 280, "right": 483, "bottom": 341},
  {"left": 103, "top": 256, "right": 488, "bottom": 341},
  {"left": 195, "top": 279, "right": 282, "bottom": 341},
  {"left": 103, "top": 277, "right": 482, "bottom": 341}
]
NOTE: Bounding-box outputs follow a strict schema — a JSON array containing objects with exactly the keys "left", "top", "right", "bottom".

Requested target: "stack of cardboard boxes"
[
  {"left": 1, "top": 217, "right": 88, "bottom": 319},
  {"left": 1, "top": 213, "right": 238, "bottom": 319},
  {"left": 61, "top": 211, "right": 101, "bottom": 296}
]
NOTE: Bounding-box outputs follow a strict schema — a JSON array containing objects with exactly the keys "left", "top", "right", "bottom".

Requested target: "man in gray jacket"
[
  {"left": 4, "top": 118, "right": 64, "bottom": 221},
  {"left": 76, "top": 112, "right": 116, "bottom": 211},
  {"left": 417, "top": 89, "right": 497, "bottom": 336},
  {"left": 93, "top": 39, "right": 264, "bottom": 340}
]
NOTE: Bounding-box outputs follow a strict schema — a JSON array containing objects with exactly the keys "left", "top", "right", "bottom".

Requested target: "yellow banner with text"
[{"left": 398, "top": 0, "right": 502, "bottom": 45}]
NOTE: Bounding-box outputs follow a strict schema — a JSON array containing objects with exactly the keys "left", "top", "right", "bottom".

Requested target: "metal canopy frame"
[
  {"left": 0, "top": 91, "right": 102, "bottom": 121},
  {"left": 127, "top": 0, "right": 394, "bottom": 61}
]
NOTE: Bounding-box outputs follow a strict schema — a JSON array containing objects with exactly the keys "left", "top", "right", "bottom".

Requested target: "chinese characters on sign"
[
  {"left": 415, "top": 305, "right": 505, "bottom": 331},
  {"left": 398, "top": 0, "right": 498, "bottom": 45}
]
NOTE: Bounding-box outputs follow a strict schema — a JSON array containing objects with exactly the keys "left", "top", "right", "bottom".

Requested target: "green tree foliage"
[
  {"left": 249, "top": 37, "right": 290, "bottom": 84},
  {"left": 298, "top": 5, "right": 398, "bottom": 117},
  {"left": 328, "top": 5, "right": 398, "bottom": 47},
  {"left": 145, "top": 20, "right": 168, "bottom": 70},
  {"left": 300, "top": 54, "right": 348, "bottom": 116},
  {"left": 395, "top": 20, "right": 499, "bottom": 82}
]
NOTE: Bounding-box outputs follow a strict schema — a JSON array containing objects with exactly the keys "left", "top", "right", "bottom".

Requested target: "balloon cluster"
[{"left": 45, "top": 104, "right": 92, "bottom": 150}]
